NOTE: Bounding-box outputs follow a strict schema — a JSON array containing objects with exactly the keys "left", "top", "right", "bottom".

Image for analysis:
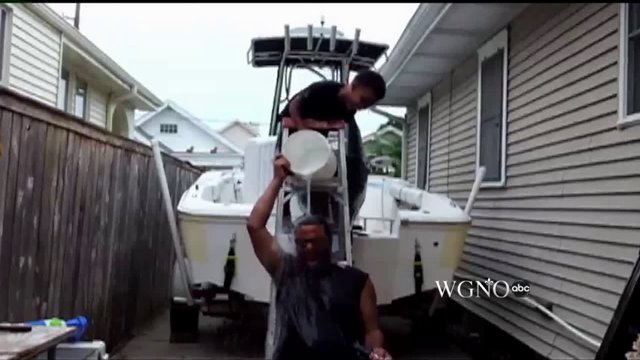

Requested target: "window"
[
  {"left": 74, "top": 78, "right": 88, "bottom": 119},
  {"left": 160, "top": 124, "right": 178, "bottom": 134},
  {"left": 57, "top": 68, "right": 69, "bottom": 111},
  {"left": 619, "top": 3, "right": 640, "bottom": 126},
  {"left": 476, "top": 28, "right": 508, "bottom": 187},
  {"left": 0, "top": 6, "right": 11, "bottom": 84},
  {"left": 415, "top": 92, "right": 431, "bottom": 190}
]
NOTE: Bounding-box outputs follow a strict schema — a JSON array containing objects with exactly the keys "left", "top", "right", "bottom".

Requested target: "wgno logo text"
[{"left": 435, "top": 278, "right": 530, "bottom": 299}]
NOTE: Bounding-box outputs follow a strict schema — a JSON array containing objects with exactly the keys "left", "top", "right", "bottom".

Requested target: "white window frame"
[
  {"left": 401, "top": 113, "right": 408, "bottom": 180},
  {"left": 160, "top": 123, "right": 178, "bottom": 134},
  {"left": 476, "top": 28, "right": 508, "bottom": 188},
  {"left": 415, "top": 91, "right": 432, "bottom": 189},
  {"left": 56, "top": 36, "right": 66, "bottom": 111},
  {"left": 618, "top": 3, "right": 640, "bottom": 128},
  {"left": 57, "top": 67, "right": 70, "bottom": 111},
  {"left": 74, "top": 77, "right": 88, "bottom": 120},
  {"left": 0, "top": 5, "right": 13, "bottom": 87}
]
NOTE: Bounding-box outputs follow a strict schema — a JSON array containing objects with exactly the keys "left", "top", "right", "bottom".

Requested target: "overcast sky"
[{"left": 46, "top": 3, "right": 416, "bottom": 136}]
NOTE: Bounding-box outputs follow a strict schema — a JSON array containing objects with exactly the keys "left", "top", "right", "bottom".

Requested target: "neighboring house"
[
  {"left": 362, "top": 125, "right": 403, "bottom": 154},
  {"left": 362, "top": 125, "right": 403, "bottom": 175},
  {"left": 135, "top": 100, "right": 244, "bottom": 170},
  {"left": 0, "top": 3, "right": 162, "bottom": 137},
  {"left": 217, "top": 119, "right": 260, "bottom": 151},
  {"left": 379, "top": 3, "right": 640, "bottom": 359}
]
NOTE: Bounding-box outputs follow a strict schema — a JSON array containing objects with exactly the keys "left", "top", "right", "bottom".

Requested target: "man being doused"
[
  {"left": 276, "top": 70, "right": 387, "bottom": 223},
  {"left": 246, "top": 154, "right": 392, "bottom": 360}
]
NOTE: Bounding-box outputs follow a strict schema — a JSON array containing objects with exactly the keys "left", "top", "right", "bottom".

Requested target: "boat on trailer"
[{"left": 164, "top": 22, "right": 485, "bottom": 349}]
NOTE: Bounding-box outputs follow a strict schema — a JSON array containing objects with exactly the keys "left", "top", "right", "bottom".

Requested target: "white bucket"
[{"left": 282, "top": 130, "right": 337, "bottom": 180}]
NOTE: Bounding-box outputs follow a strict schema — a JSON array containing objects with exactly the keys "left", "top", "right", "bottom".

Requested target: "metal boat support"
[{"left": 151, "top": 139, "right": 194, "bottom": 306}]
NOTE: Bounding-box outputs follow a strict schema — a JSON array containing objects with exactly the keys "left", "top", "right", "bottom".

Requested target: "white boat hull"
[
  {"left": 178, "top": 206, "right": 469, "bottom": 305},
  {"left": 175, "top": 137, "right": 477, "bottom": 306},
  {"left": 179, "top": 207, "right": 275, "bottom": 303}
]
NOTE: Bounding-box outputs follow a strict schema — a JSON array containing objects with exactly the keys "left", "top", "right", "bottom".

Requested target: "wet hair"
[
  {"left": 352, "top": 70, "right": 387, "bottom": 101},
  {"left": 293, "top": 214, "right": 332, "bottom": 242}
]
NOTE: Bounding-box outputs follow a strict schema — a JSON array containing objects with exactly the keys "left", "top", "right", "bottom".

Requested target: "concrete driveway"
[{"left": 114, "top": 310, "right": 471, "bottom": 360}]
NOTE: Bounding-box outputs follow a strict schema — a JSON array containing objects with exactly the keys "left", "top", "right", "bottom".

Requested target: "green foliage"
[{"left": 366, "top": 133, "right": 402, "bottom": 177}]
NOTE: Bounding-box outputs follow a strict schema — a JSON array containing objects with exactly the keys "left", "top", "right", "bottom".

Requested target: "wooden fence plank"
[
  {"left": 122, "top": 154, "right": 140, "bottom": 337},
  {"left": 83, "top": 143, "right": 106, "bottom": 339},
  {"left": 61, "top": 134, "right": 86, "bottom": 319},
  {"left": 8, "top": 115, "right": 34, "bottom": 322},
  {"left": 24, "top": 121, "right": 49, "bottom": 321},
  {"left": 89, "top": 144, "right": 112, "bottom": 340},
  {"left": 0, "top": 110, "right": 11, "bottom": 268},
  {"left": 101, "top": 147, "right": 123, "bottom": 346},
  {"left": 49, "top": 131, "right": 74, "bottom": 317},
  {"left": 74, "top": 142, "right": 99, "bottom": 318},
  {"left": 39, "top": 127, "right": 66, "bottom": 319},
  {"left": 0, "top": 111, "right": 19, "bottom": 321}
]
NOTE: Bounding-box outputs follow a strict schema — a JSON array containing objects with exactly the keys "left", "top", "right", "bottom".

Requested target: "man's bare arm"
[
  {"left": 246, "top": 175, "right": 285, "bottom": 275},
  {"left": 361, "top": 278, "right": 385, "bottom": 350}
]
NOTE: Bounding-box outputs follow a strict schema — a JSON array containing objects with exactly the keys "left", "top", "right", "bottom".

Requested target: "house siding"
[
  {"left": 7, "top": 4, "right": 60, "bottom": 107},
  {"left": 88, "top": 85, "right": 108, "bottom": 127},
  {"left": 410, "top": 3, "right": 639, "bottom": 359},
  {"left": 219, "top": 124, "right": 255, "bottom": 152},
  {"left": 429, "top": 57, "right": 477, "bottom": 198}
]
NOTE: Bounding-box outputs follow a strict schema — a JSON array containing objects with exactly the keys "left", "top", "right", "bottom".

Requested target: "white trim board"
[
  {"left": 0, "top": 5, "right": 13, "bottom": 87},
  {"left": 476, "top": 27, "right": 508, "bottom": 188},
  {"left": 618, "top": 3, "right": 640, "bottom": 129},
  {"left": 415, "top": 91, "right": 432, "bottom": 189}
]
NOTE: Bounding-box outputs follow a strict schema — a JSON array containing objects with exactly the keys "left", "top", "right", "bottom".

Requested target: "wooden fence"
[{"left": 0, "top": 88, "right": 201, "bottom": 350}]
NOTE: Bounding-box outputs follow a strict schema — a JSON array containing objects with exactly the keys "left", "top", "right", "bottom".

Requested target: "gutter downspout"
[{"left": 107, "top": 85, "right": 137, "bottom": 133}]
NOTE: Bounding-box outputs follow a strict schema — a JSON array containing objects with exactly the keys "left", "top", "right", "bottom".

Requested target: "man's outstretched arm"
[
  {"left": 246, "top": 155, "right": 290, "bottom": 275},
  {"left": 361, "top": 278, "right": 391, "bottom": 359}
]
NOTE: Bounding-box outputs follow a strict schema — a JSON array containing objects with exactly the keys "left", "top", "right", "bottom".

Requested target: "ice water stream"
[{"left": 305, "top": 175, "right": 311, "bottom": 216}]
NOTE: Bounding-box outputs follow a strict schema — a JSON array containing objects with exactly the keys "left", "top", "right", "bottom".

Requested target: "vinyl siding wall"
[
  {"left": 88, "top": 85, "right": 108, "bottom": 127},
  {"left": 7, "top": 4, "right": 61, "bottom": 107},
  {"left": 406, "top": 3, "right": 640, "bottom": 359}
]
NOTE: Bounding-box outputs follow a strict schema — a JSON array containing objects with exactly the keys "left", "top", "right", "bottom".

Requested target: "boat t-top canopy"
[
  {"left": 247, "top": 24, "right": 389, "bottom": 72},
  {"left": 248, "top": 23, "right": 389, "bottom": 136}
]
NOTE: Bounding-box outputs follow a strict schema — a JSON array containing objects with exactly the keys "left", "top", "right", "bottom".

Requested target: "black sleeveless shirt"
[{"left": 272, "top": 253, "right": 369, "bottom": 360}]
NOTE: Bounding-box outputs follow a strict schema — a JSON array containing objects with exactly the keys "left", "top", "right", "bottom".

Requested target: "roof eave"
[
  {"left": 378, "top": 3, "right": 529, "bottom": 107},
  {"left": 378, "top": 3, "right": 451, "bottom": 84},
  {"left": 27, "top": 3, "right": 163, "bottom": 109}
]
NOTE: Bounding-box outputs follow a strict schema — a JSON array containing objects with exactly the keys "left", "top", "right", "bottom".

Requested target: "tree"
[{"left": 366, "top": 133, "right": 402, "bottom": 177}]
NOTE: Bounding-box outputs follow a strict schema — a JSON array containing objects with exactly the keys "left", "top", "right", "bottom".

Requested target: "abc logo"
[{"left": 511, "top": 280, "right": 530, "bottom": 297}]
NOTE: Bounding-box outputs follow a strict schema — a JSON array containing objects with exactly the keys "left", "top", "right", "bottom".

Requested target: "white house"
[
  {"left": 0, "top": 3, "right": 162, "bottom": 137},
  {"left": 217, "top": 119, "right": 260, "bottom": 151},
  {"left": 135, "top": 100, "right": 245, "bottom": 170},
  {"left": 362, "top": 125, "right": 403, "bottom": 175},
  {"left": 378, "top": 3, "right": 640, "bottom": 359}
]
